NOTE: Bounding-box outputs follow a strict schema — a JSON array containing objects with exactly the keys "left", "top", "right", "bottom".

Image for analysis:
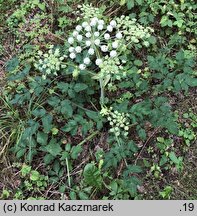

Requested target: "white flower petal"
[
  {"left": 76, "top": 25, "right": 82, "bottom": 31},
  {"left": 79, "top": 64, "right": 86, "bottom": 70},
  {"left": 110, "top": 50, "right": 117, "bottom": 57},
  {"left": 112, "top": 41, "right": 119, "bottom": 49},
  {"left": 88, "top": 48, "right": 94, "bottom": 55},
  {"left": 82, "top": 22, "right": 88, "bottom": 28},
  {"left": 69, "top": 47, "right": 75, "bottom": 52},
  {"left": 107, "top": 25, "right": 113, "bottom": 32},
  {"left": 85, "top": 32, "right": 91, "bottom": 38},
  {"left": 85, "top": 40, "right": 91, "bottom": 46},
  {"left": 77, "top": 35, "right": 83, "bottom": 41},
  {"left": 84, "top": 57, "right": 91, "bottom": 65},
  {"left": 110, "top": 20, "right": 116, "bottom": 27},
  {"left": 75, "top": 46, "right": 82, "bottom": 53},
  {"left": 94, "top": 32, "right": 100, "bottom": 37},
  {"left": 97, "top": 24, "right": 103, "bottom": 30},
  {"left": 69, "top": 53, "right": 76, "bottom": 59},
  {"left": 94, "top": 39, "right": 100, "bottom": 46},
  {"left": 68, "top": 37, "right": 74, "bottom": 44},
  {"left": 95, "top": 58, "right": 103, "bottom": 66},
  {"left": 116, "top": 32, "right": 122, "bottom": 39},
  {"left": 104, "top": 33, "right": 110, "bottom": 40}
]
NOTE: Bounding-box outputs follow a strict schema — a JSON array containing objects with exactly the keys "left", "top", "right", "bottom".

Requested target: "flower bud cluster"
[
  {"left": 116, "top": 15, "right": 154, "bottom": 46},
  {"left": 100, "top": 106, "right": 130, "bottom": 137},
  {"left": 34, "top": 45, "right": 66, "bottom": 79}
]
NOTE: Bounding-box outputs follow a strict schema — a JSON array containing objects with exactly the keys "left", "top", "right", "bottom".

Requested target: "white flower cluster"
[
  {"left": 67, "top": 17, "right": 123, "bottom": 71},
  {"left": 100, "top": 107, "right": 130, "bottom": 137},
  {"left": 34, "top": 45, "right": 66, "bottom": 79}
]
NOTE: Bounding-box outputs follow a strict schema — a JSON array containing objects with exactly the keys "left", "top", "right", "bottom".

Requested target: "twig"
[{"left": 134, "top": 127, "right": 161, "bottom": 165}]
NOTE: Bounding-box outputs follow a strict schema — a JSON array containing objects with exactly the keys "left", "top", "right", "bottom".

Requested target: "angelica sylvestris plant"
[
  {"left": 34, "top": 45, "right": 66, "bottom": 79},
  {"left": 100, "top": 106, "right": 130, "bottom": 137},
  {"left": 67, "top": 8, "right": 154, "bottom": 104}
]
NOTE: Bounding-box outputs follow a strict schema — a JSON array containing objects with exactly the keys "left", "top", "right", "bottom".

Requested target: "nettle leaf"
[
  {"left": 74, "top": 83, "right": 88, "bottom": 92},
  {"left": 60, "top": 100, "right": 73, "bottom": 117},
  {"left": 83, "top": 163, "right": 102, "bottom": 188},
  {"left": 6, "top": 57, "right": 19, "bottom": 72},
  {"left": 37, "top": 131, "right": 48, "bottom": 145},
  {"left": 71, "top": 145, "right": 82, "bottom": 159},
  {"left": 123, "top": 165, "right": 143, "bottom": 176},
  {"left": 57, "top": 82, "right": 69, "bottom": 93},
  {"left": 45, "top": 139, "right": 62, "bottom": 157},
  {"left": 32, "top": 108, "right": 46, "bottom": 117},
  {"left": 42, "top": 114, "right": 53, "bottom": 133}
]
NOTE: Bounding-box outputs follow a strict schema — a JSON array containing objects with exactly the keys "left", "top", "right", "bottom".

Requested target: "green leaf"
[
  {"left": 45, "top": 139, "right": 62, "bottom": 157},
  {"left": 71, "top": 145, "right": 82, "bottom": 159},
  {"left": 61, "top": 100, "right": 73, "bottom": 117},
  {"left": 169, "top": 152, "right": 180, "bottom": 164},
  {"left": 127, "top": 0, "right": 134, "bottom": 9},
  {"left": 37, "top": 131, "right": 48, "bottom": 145},
  {"left": 6, "top": 57, "right": 19, "bottom": 72},
  {"left": 134, "top": 59, "right": 143, "bottom": 67},
  {"left": 83, "top": 163, "right": 102, "bottom": 188},
  {"left": 74, "top": 83, "right": 88, "bottom": 92},
  {"left": 42, "top": 114, "right": 53, "bottom": 133},
  {"left": 78, "top": 191, "right": 89, "bottom": 200},
  {"left": 57, "top": 82, "right": 69, "bottom": 93},
  {"left": 30, "top": 170, "right": 40, "bottom": 181}
]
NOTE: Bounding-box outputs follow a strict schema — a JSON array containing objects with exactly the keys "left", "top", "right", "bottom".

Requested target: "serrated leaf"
[
  {"left": 37, "top": 131, "right": 48, "bottom": 145},
  {"left": 74, "top": 83, "right": 88, "bottom": 92},
  {"left": 71, "top": 145, "right": 82, "bottom": 159},
  {"left": 83, "top": 163, "right": 102, "bottom": 188},
  {"left": 45, "top": 139, "right": 62, "bottom": 156},
  {"left": 42, "top": 114, "right": 53, "bottom": 133},
  {"left": 61, "top": 100, "right": 73, "bottom": 117}
]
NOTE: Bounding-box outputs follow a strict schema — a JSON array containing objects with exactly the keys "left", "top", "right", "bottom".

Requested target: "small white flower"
[
  {"left": 90, "top": 17, "right": 98, "bottom": 26},
  {"left": 75, "top": 46, "right": 82, "bottom": 53},
  {"left": 69, "top": 47, "right": 75, "bottom": 52},
  {"left": 68, "top": 37, "right": 74, "bottom": 44},
  {"left": 85, "top": 25, "right": 91, "bottom": 32},
  {"left": 84, "top": 57, "right": 91, "bottom": 65},
  {"left": 97, "top": 24, "right": 103, "bottom": 30},
  {"left": 110, "top": 50, "right": 117, "bottom": 57},
  {"left": 101, "top": 45, "right": 108, "bottom": 52},
  {"left": 76, "top": 25, "right": 82, "bottom": 31},
  {"left": 85, "top": 40, "right": 91, "bottom": 46},
  {"left": 94, "top": 39, "right": 100, "bottom": 46},
  {"left": 77, "top": 35, "right": 83, "bottom": 41},
  {"left": 59, "top": 56, "right": 64, "bottom": 61},
  {"left": 88, "top": 48, "right": 94, "bottom": 55},
  {"left": 82, "top": 22, "right": 88, "bottom": 28},
  {"left": 98, "top": 20, "right": 104, "bottom": 25},
  {"left": 104, "top": 33, "right": 110, "bottom": 40},
  {"left": 79, "top": 64, "right": 86, "bottom": 70},
  {"left": 110, "top": 20, "right": 116, "bottom": 27},
  {"left": 85, "top": 32, "right": 91, "bottom": 38},
  {"left": 95, "top": 58, "right": 103, "bottom": 66},
  {"left": 116, "top": 32, "right": 122, "bottom": 39},
  {"left": 73, "top": 31, "right": 78, "bottom": 37},
  {"left": 94, "top": 32, "right": 100, "bottom": 37},
  {"left": 69, "top": 53, "right": 76, "bottom": 59},
  {"left": 112, "top": 41, "right": 119, "bottom": 49},
  {"left": 107, "top": 25, "right": 113, "bottom": 32}
]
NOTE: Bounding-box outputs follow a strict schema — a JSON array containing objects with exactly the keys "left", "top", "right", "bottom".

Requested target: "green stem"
[{"left": 78, "top": 130, "right": 99, "bottom": 146}]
